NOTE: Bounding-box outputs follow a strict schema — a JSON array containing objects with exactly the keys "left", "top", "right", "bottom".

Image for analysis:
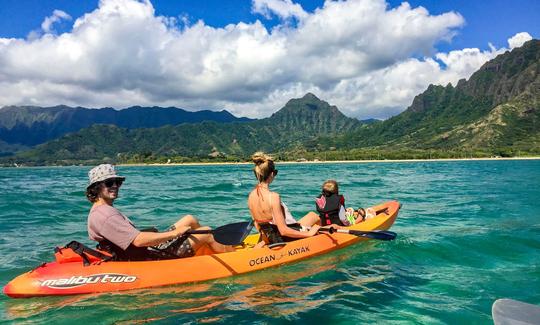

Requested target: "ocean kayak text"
[{"left": 249, "top": 246, "right": 310, "bottom": 267}]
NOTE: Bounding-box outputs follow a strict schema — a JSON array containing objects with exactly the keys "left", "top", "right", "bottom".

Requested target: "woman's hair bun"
[
  {"left": 252, "top": 152, "right": 271, "bottom": 166},
  {"left": 252, "top": 151, "right": 275, "bottom": 182}
]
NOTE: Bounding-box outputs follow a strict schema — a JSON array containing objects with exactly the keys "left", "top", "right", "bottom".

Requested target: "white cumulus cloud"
[
  {"left": 0, "top": 0, "right": 535, "bottom": 119},
  {"left": 508, "top": 32, "right": 532, "bottom": 49},
  {"left": 252, "top": 0, "right": 308, "bottom": 20},
  {"left": 41, "top": 10, "right": 72, "bottom": 34}
]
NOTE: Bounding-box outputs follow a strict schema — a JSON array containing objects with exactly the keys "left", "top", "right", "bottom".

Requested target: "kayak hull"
[{"left": 4, "top": 201, "right": 400, "bottom": 298}]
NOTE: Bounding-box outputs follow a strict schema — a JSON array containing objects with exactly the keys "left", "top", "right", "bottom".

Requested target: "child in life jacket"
[{"left": 315, "top": 180, "right": 376, "bottom": 226}]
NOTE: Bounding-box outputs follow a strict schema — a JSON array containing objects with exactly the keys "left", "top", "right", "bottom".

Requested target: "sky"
[{"left": 0, "top": 0, "right": 538, "bottom": 119}]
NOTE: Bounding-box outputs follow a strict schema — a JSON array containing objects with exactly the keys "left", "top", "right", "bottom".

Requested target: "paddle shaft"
[
  {"left": 186, "top": 229, "right": 213, "bottom": 235},
  {"left": 291, "top": 224, "right": 396, "bottom": 241},
  {"left": 318, "top": 227, "right": 396, "bottom": 240}
]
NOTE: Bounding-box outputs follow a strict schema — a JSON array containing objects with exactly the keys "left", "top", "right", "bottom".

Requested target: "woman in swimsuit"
[{"left": 247, "top": 152, "right": 321, "bottom": 245}]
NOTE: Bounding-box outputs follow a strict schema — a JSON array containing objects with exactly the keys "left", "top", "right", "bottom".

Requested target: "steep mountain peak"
[
  {"left": 350, "top": 38, "right": 540, "bottom": 151},
  {"left": 265, "top": 93, "right": 360, "bottom": 136},
  {"left": 406, "top": 39, "right": 540, "bottom": 116},
  {"left": 302, "top": 92, "right": 320, "bottom": 101},
  {"left": 276, "top": 93, "right": 335, "bottom": 115}
]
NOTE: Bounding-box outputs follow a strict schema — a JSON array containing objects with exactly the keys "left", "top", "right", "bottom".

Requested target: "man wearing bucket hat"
[{"left": 85, "top": 164, "right": 233, "bottom": 261}]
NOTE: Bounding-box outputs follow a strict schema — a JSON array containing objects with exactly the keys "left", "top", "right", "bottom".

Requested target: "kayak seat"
[
  {"left": 55, "top": 241, "right": 113, "bottom": 266},
  {"left": 258, "top": 222, "right": 300, "bottom": 247},
  {"left": 268, "top": 242, "right": 287, "bottom": 248},
  {"left": 257, "top": 222, "right": 284, "bottom": 245}
]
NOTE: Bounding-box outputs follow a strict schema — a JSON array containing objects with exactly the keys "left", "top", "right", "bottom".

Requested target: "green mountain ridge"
[
  {"left": 339, "top": 39, "right": 540, "bottom": 153},
  {"left": 10, "top": 93, "right": 361, "bottom": 165},
  {"left": 0, "top": 105, "right": 252, "bottom": 151}
]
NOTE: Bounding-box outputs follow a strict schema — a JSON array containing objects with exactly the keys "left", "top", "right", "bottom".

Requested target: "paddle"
[
  {"left": 187, "top": 221, "right": 254, "bottom": 245},
  {"left": 319, "top": 227, "right": 397, "bottom": 241},
  {"left": 288, "top": 224, "right": 397, "bottom": 241}
]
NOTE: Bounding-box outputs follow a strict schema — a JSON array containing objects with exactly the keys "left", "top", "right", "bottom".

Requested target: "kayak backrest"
[
  {"left": 54, "top": 247, "right": 105, "bottom": 264},
  {"left": 54, "top": 241, "right": 113, "bottom": 265}
]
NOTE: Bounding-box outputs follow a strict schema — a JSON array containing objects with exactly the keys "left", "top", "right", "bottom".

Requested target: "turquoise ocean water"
[{"left": 0, "top": 160, "right": 539, "bottom": 324}]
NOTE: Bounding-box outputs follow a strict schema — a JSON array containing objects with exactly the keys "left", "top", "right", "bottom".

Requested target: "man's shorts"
[{"left": 155, "top": 226, "right": 196, "bottom": 258}]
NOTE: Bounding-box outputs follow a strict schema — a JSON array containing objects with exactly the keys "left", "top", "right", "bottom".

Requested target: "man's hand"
[{"left": 173, "top": 225, "right": 191, "bottom": 237}]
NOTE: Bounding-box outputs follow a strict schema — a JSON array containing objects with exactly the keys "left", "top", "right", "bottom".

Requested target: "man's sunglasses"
[
  {"left": 103, "top": 178, "right": 123, "bottom": 188},
  {"left": 273, "top": 169, "right": 278, "bottom": 176}
]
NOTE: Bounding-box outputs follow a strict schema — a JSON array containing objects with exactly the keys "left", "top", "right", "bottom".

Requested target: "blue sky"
[
  {"left": 2, "top": 0, "right": 537, "bottom": 51},
  {"left": 0, "top": 0, "right": 537, "bottom": 119}
]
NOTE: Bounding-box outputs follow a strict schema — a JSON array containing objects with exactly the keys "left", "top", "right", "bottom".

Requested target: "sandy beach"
[{"left": 121, "top": 156, "right": 540, "bottom": 167}]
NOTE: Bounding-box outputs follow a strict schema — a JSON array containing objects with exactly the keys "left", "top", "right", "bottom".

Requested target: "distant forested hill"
[
  {"left": 9, "top": 93, "right": 362, "bottom": 165},
  {"left": 0, "top": 105, "right": 252, "bottom": 153}
]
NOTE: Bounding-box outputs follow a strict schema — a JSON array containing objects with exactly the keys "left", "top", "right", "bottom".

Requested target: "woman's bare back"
[{"left": 247, "top": 187, "right": 277, "bottom": 223}]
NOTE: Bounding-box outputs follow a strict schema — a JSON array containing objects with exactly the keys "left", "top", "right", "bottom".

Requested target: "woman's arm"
[
  {"left": 271, "top": 193, "right": 320, "bottom": 238},
  {"left": 132, "top": 225, "right": 191, "bottom": 247}
]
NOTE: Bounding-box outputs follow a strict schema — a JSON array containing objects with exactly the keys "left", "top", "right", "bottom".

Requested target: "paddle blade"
[
  {"left": 347, "top": 230, "right": 397, "bottom": 241},
  {"left": 212, "top": 221, "right": 254, "bottom": 245}
]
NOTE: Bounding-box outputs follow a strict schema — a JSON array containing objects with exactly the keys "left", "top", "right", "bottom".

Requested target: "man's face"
[{"left": 98, "top": 178, "right": 123, "bottom": 201}]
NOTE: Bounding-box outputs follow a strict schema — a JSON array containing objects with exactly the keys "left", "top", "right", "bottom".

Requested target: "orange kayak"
[{"left": 3, "top": 201, "right": 400, "bottom": 298}]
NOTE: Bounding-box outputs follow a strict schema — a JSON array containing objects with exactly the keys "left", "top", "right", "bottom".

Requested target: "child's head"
[{"left": 322, "top": 179, "right": 339, "bottom": 196}]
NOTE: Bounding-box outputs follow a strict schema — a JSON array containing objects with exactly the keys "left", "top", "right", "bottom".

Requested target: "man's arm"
[
  {"left": 131, "top": 226, "right": 190, "bottom": 247},
  {"left": 100, "top": 214, "right": 190, "bottom": 249}
]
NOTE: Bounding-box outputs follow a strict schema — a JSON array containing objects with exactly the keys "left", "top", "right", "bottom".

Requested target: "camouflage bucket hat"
[{"left": 87, "top": 164, "right": 125, "bottom": 189}]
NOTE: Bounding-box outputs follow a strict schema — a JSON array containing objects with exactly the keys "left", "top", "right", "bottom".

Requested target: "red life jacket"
[{"left": 315, "top": 193, "right": 345, "bottom": 226}]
